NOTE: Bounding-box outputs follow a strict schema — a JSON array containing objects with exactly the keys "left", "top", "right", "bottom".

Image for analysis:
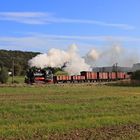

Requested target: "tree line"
[{"left": 0, "top": 49, "right": 40, "bottom": 76}]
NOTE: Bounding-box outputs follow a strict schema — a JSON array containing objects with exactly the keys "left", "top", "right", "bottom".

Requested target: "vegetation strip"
[{"left": 0, "top": 85, "right": 140, "bottom": 139}]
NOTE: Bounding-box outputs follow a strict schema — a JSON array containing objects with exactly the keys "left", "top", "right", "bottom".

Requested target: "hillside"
[{"left": 0, "top": 50, "right": 40, "bottom": 75}]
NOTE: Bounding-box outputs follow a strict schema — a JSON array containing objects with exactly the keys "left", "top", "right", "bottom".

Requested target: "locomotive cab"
[{"left": 44, "top": 70, "right": 53, "bottom": 83}]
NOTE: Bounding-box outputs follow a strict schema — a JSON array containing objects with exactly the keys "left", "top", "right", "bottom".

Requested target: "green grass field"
[
  {"left": 0, "top": 84, "right": 140, "bottom": 139},
  {"left": 8, "top": 76, "right": 25, "bottom": 84}
]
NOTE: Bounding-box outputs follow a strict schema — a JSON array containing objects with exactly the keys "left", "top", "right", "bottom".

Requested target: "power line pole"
[
  {"left": 116, "top": 63, "right": 118, "bottom": 72},
  {"left": 116, "top": 63, "right": 118, "bottom": 80},
  {"left": 12, "top": 59, "right": 14, "bottom": 84}
]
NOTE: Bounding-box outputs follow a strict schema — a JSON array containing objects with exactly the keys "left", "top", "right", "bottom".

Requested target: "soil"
[{"left": 47, "top": 124, "right": 140, "bottom": 140}]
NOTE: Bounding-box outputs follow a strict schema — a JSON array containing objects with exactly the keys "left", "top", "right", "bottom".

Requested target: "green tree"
[
  {"left": 131, "top": 70, "right": 140, "bottom": 80},
  {"left": 14, "top": 64, "right": 21, "bottom": 76},
  {"left": 0, "top": 49, "right": 40, "bottom": 76},
  {"left": 0, "top": 67, "right": 8, "bottom": 83}
]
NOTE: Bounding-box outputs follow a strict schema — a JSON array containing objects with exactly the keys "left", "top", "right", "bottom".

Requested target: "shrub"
[
  {"left": 131, "top": 70, "right": 140, "bottom": 81},
  {"left": 0, "top": 67, "right": 8, "bottom": 83}
]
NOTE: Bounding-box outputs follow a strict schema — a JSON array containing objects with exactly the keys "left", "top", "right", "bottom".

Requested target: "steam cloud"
[
  {"left": 28, "top": 44, "right": 91, "bottom": 75},
  {"left": 29, "top": 43, "right": 140, "bottom": 74},
  {"left": 85, "top": 43, "right": 139, "bottom": 67}
]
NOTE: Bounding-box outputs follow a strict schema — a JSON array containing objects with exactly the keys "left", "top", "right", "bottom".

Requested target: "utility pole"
[
  {"left": 116, "top": 63, "right": 118, "bottom": 72},
  {"left": 116, "top": 63, "right": 118, "bottom": 80},
  {"left": 12, "top": 59, "right": 14, "bottom": 84}
]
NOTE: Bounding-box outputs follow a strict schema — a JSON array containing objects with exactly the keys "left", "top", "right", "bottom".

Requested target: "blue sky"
[{"left": 0, "top": 0, "right": 140, "bottom": 55}]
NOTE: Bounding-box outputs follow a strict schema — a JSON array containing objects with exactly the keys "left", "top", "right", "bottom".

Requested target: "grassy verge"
[
  {"left": 0, "top": 85, "right": 140, "bottom": 139},
  {"left": 8, "top": 76, "right": 25, "bottom": 84},
  {"left": 107, "top": 79, "right": 140, "bottom": 87}
]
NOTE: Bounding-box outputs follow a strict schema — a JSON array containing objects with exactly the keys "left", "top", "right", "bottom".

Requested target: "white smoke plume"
[
  {"left": 85, "top": 45, "right": 123, "bottom": 66},
  {"left": 28, "top": 44, "right": 91, "bottom": 75},
  {"left": 85, "top": 49, "right": 100, "bottom": 65},
  {"left": 85, "top": 43, "right": 140, "bottom": 67},
  {"left": 29, "top": 43, "right": 140, "bottom": 74}
]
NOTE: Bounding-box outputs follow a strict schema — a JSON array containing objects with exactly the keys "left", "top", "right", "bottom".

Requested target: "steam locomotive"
[
  {"left": 25, "top": 67, "right": 53, "bottom": 84},
  {"left": 25, "top": 67, "right": 130, "bottom": 84}
]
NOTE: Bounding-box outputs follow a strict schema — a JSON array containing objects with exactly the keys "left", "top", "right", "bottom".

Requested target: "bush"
[
  {"left": 0, "top": 67, "right": 8, "bottom": 83},
  {"left": 131, "top": 70, "right": 140, "bottom": 81}
]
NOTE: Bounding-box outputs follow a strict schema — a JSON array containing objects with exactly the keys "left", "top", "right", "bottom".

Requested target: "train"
[
  {"left": 25, "top": 67, "right": 130, "bottom": 84},
  {"left": 25, "top": 67, "right": 53, "bottom": 84}
]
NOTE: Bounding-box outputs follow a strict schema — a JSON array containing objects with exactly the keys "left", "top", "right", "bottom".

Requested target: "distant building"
[{"left": 92, "top": 66, "right": 132, "bottom": 72}]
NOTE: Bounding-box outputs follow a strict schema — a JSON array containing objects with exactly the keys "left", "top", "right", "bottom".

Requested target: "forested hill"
[{"left": 0, "top": 50, "right": 40, "bottom": 75}]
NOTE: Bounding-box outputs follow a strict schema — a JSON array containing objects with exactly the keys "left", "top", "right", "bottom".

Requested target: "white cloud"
[
  {"left": 26, "top": 33, "right": 140, "bottom": 42},
  {"left": 0, "top": 12, "right": 51, "bottom": 24},
  {"left": 0, "top": 12, "right": 135, "bottom": 30},
  {"left": 0, "top": 34, "right": 140, "bottom": 53},
  {"left": 50, "top": 18, "right": 134, "bottom": 30}
]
